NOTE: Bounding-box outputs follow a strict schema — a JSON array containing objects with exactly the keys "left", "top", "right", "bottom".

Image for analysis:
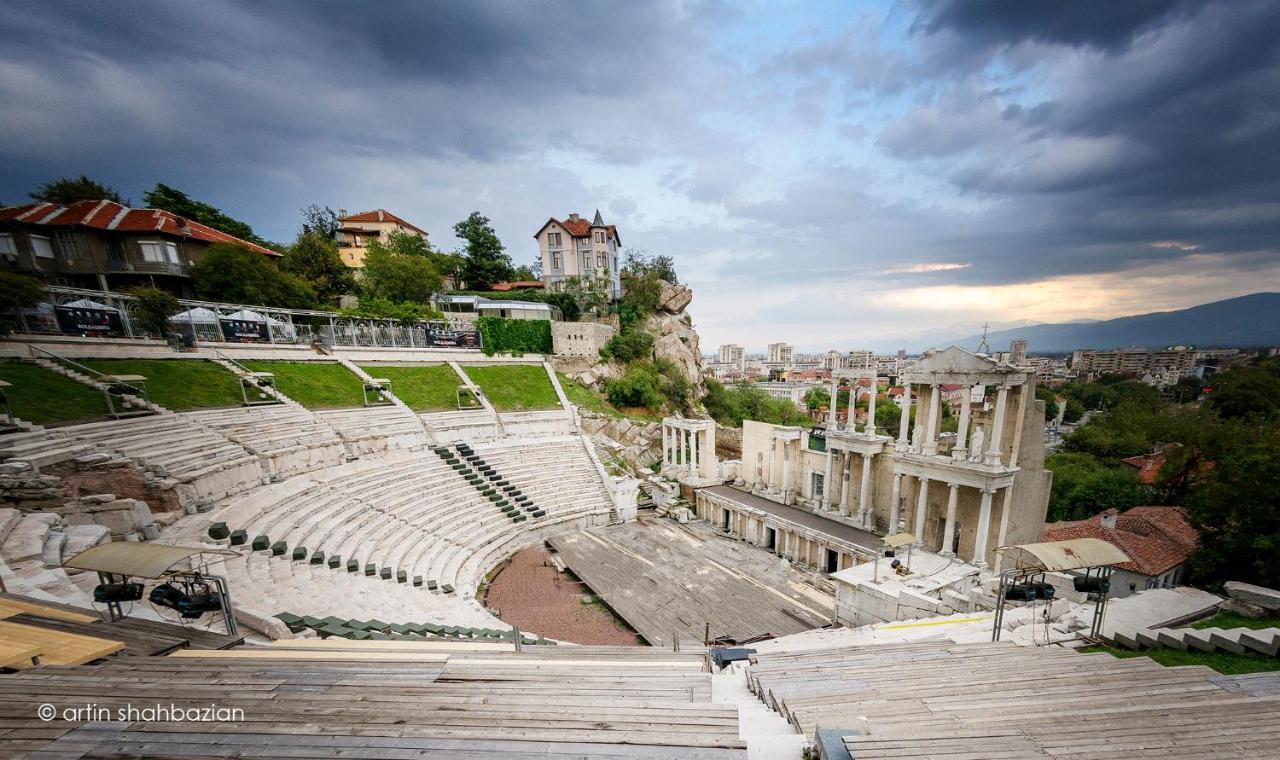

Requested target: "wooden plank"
[
  {"left": 167, "top": 649, "right": 450, "bottom": 663},
  {"left": 267, "top": 639, "right": 514, "bottom": 653},
  {"left": 0, "top": 597, "right": 97, "bottom": 625},
  {"left": 0, "top": 640, "right": 42, "bottom": 669},
  {"left": 0, "top": 622, "right": 123, "bottom": 666}
]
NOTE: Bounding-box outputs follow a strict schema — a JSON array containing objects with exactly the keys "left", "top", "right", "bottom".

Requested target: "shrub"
[
  {"left": 475, "top": 317, "right": 552, "bottom": 356},
  {"left": 192, "top": 243, "right": 316, "bottom": 308},
  {"left": 129, "top": 286, "right": 179, "bottom": 337},
  {"left": 600, "top": 329, "right": 654, "bottom": 362},
  {"left": 605, "top": 363, "right": 664, "bottom": 409},
  {"left": 0, "top": 271, "right": 45, "bottom": 335}
]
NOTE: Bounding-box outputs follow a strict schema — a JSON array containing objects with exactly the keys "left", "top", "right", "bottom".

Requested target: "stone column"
[
  {"left": 952, "top": 385, "right": 976, "bottom": 461},
  {"left": 822, "top": 447, "right": 835, "bottom": 511},
  {"left": 781, "top": 441, "right": 792, "bottom": 495},
  {"left": 767, "top": 436, "right": 777, "bottom": 491},
  {"left": 889, "top": 473, "right": 903, "bottom": 532},
  {"left": 857, "top": 454, "right": 873, "bottom": 524},
  {"left": 985, "top": 385, "right": 1010, "bottom": 466},
  {"left": 839, "top": 452, "right": 851, "bottom": 513},
  {"left": 865, "top": 380, "right": 878, "bottom": 437},
  {"left": 661, "top": 425, "right": 670, "bottom": 466},
  {"left": 974, "top": 486, "right": 995, "bottom": 568},
  {"left": 913, "top": 477, "right": 930, "bottom": 543},
  {"left": 941, "top": 483, "right": 959, "bottom": 556},
  {"left": 897, "top": 384, "right": 911, "bottom": 450},
  {"left": 690, "top": 428, "right": 699, "bottom": 473},
  {"left": 827, "top": 376, "right": 839, "bottom": 430},
  {"left": 923, "top": 383, "right": 941, "bottom": 455}
]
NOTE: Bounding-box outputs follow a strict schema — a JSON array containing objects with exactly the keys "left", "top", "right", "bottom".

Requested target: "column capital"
[{"left": 946, "top": 482, "right": 960, "bottom": 490}]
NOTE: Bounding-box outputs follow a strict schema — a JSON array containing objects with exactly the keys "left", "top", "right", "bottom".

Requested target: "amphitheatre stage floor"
[
  {"left": 549, "top": 516, "right": 835, "bottom": 648},
  {"left": 701, "top": 484, "right": 882, "bottom": 550}
]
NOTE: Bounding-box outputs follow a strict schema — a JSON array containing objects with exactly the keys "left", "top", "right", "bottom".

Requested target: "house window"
[
  {"left": 597, "top": 254, "right": 606, "bottom": 268},
  {"left": 30, "top": 235, "right": 54, "bottom": 259},
  {"left": 139, "top": 241, "right": 180, "bottom": 264},
  {"left": 551, "top": 252, "right": 561, "bottom": 270},
  {"left": 548, "top": 232, "right": 561, "bottom": 246},
  {"left": 0, "top": 233, "right": 15, "bottom": 256}
]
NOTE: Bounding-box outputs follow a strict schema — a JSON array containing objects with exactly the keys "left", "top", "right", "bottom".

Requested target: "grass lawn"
[
  {"left": 464, "top": 364, "right": 560, "bottom": 411},
  {"left": 240, "top": 360, "right": 365, "bottom": 409},
  {"left": 0, "top": 360, "right": 108, "bottom": 426},
  {"left": 359, "top": 365, "right": 460, "bottom": 411},
  {"left": 1191, "top": 610, "right": 1280, "bottom": 631},
  {"left": 557, "top": 373, "right": 615, "bottom": 416},
  {"left": 83, "top": 359, "right": 242, "bottom": 411},
  {"left": 1080, "top": 644, "right": 1280, "bottom": 675}
]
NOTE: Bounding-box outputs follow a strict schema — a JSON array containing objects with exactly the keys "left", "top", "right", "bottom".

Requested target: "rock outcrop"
[
  {"left": 579, "top": 412, "right": 663, "bottom": 474},
  {"left": 647, "top": 280, "right": 705, "bottom": 398}
]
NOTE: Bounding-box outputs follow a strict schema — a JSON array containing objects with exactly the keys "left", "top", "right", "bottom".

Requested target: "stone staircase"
[
  {"left": 1111, "top": 624, "right": 1280, "bottom": 657},
  {"left": 0, "top": 428, "right": 104, "bottom": 471},
  {"left": 333, "top": 357, "right": 434, "bottom": 443},
  {"left": 30, "top": 357, "right": 169, "bottom": 415},
  {"left": 209, "top": 355, "right": 298, "bottom": 407}
]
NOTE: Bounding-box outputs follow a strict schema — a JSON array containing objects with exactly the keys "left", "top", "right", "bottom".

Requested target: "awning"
[
  {"left": 882, "top": 532, "right": 917, "bottom": 550},
  {"left": 997, "top": 538, "right": 1131, "bottom": 573},
  {"left": 59, "top": 298, "right": 118, "bottom": 312},
  {"left": 62, "top": 543, "right": 238, "bottom": 579},
  {"left": 171, "top": 307, "right": 221, "bottom": 324}
]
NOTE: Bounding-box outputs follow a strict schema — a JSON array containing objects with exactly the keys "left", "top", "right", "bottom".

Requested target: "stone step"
[
  {"left": 1239, "top": 628, "right": 1280, "bottom": 657},
  {"left": 1208, "top": 627, "right": 1252, "bottom": 655}
]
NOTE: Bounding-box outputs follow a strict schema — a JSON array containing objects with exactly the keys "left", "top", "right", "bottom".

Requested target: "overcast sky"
[{"left": 2, "top": 0, "right": 1279, "bottom": 351}]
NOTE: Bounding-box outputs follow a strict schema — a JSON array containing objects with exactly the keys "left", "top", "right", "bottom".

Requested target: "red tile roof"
[
  {"left": 0, "top": 200, "right": 279, "bottom": 256},
  {"left": 1043, "top": 506, "right": 1197, "bottom": 577},
  {"left": 490, "top": 281, "right": 545, "bottom": 291},
  {"left": 536, "top": 216, "right": 619, "bottom": 241},
  {"left": 337, "top": 209, "right": 428, "bottom": 237}
]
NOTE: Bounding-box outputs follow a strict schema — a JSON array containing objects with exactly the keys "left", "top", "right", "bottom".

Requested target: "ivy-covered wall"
[{"left": 476, "top": 316, "right": 553, "bottom": 356}]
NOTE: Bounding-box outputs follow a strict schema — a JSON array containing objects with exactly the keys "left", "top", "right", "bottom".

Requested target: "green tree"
[
  {"left": 191, "top": 243, "right": 316, "bottom": 308},
  {"left": 1169, "top": 375, "right": 1204, "bottom": 404},
  {"left": 300, "top": 205, "right": 340, "bottom": 239},
  {"left": 600, "top": 330, "right": 654, "bottom": 363},
  {"left": 128, "top": 287, "right": 179, "bottom": 337},
  {"left": 622, "top": 248, "right": 677, "bottom": 284},
  {"left": 454, "top": 212, "right": 512, "bottom": 290},
  {"left": 143, "top": 183, "right": 273, "bottom": 248},
  {"left": 1045, "top": 452, "right": 1148, "bottom": 522},
  {"left": 702, "top": 379, "right": 810, "bottom": 427},
  {"left": 281, "top": 232, "right": 355, "bottom": 306},
  {"left": 0, "top": 272, "right": 45, "bottom": 335},
  {"left": 360, "top": 245, "right": 443, "bottom": 304},
  {"left": 339, "top": 297, "right": 441, "bottom": 324},
  {"left": 511, "top": 264, "right": 537, "bottom": 281},
  {"left": 1204, "top": 366, "right": 1280, "bottom": 420},
  {"left": 30, "top": 175, "right": 126, "bottom": 205},
  {"left": 559, "top": 276, "right": 611, "bottom": 319},
  {"left": 1186, "top": 426, "right": 1280, "bottom": 589},
  {"left": 605, "top": 363, "right": 664, "bottom": 409}
]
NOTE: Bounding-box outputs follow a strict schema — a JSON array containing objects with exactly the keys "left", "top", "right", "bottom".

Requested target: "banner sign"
[
  {"left": 218, "top": 318, "right": 269, "bottom": 342},
  {"left": 55, "top": 305, "right": 124, "bottom": 336},
  {"left": 425, "top": 328, "right": 480, "bottom": 348}
]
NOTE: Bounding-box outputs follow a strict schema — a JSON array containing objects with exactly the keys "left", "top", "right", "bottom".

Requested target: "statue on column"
[{"left": 968, "top": 426, "right": 986, "bottom": 462}]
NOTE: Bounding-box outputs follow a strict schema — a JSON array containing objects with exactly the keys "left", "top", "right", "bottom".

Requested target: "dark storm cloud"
[{"left": 914, "top": 0, "right": 1199, "bottom": 52}]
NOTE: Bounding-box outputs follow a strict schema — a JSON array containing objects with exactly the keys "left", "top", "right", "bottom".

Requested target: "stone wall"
[
  {"left": 578, "top": 412, "right": 662, "bottom": 475},
  {"left": 552, "top": 321, "right": 615, "bottom": 358}
]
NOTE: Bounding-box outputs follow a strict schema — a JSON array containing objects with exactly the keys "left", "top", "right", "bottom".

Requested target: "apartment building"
[
  {"left": 718, "top": 344, "right": 745, "bottom": 366},
  {"left": 336, "top": 209, "right": 429, "bottom": 268},
  {"left": 534, "top": 210, "right": 621, "bottom": 300},
  {"left": 767, "top": 342, "right": 794, "bottom": 365},
  {"left": 1070, "top": 348, "right": 1197, "bottom": 376}
]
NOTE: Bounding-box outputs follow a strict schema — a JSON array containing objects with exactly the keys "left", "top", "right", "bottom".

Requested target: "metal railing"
[
  {"left": 29, "top": 344, "right": 155, "bottom": 418},
  {"left": 10, "top": 285, "right": 483, "bottom": 351}
]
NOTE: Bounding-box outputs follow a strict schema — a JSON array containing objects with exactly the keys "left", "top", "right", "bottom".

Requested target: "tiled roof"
[
  {"left": 537, "top": 216, "right": 619, "bottom": 240},
  {"left": 1042, "top": 506, "right": 1197, "bottom": 577},
  {"left": 337, "top": 209, "right": 428, "bottom": 237},
  {"left": 490, "top": 281, "right": 545, "bottom": 291},
  {"left": 0, "top": 200, "right": 279, "bottom": 256}
]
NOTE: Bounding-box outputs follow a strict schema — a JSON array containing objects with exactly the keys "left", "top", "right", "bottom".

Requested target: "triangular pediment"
[{"left": 913, "top": 345, "right": 1005, "bottom": 373}]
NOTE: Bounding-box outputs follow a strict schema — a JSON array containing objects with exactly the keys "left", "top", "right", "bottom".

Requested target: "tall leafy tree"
[
  {"left": 281, "top": 232, "right": 356, "bottom": 306},
  {"left": 30, "top": 175, "right": 127, "bottom": 205},
  {"left": 454, "top": 212, "right": 512, "bottom": 290},
  {"left": 300, "top": 205, "right": 341, "bottom": 240},
  {"left": 143, "top": 183, "right": 274, "bottom": 248},
  {"left": 361, "top": 246, "right": 442, "bottom": 303},
  {"left": 191, "top": 243, "right": 315, "bottom": 308}
]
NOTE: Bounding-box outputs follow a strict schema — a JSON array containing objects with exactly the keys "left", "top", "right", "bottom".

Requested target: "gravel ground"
[{"left": 485, "top": 546, "right": 642, "bottom": 646}]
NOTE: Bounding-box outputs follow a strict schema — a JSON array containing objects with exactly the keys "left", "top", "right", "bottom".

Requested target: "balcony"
[{"left": 107, "top": 259, "right": 190, "bottom": 277}]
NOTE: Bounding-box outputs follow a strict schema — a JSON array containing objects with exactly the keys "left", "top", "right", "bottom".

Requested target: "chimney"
[
  {"left": 1099, "top": 509, "right": 1118, "bottom": 529},
  {"left": 339, "top": 209, "right": 348, "bottom": 218},
  {"left": 569, "top": 213, "right": 579, "bottom": 222}
]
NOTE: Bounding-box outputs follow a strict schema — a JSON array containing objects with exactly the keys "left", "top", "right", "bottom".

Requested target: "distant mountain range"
[{"left": 932, "top": 292, "right": 1280, "bottom": 355}]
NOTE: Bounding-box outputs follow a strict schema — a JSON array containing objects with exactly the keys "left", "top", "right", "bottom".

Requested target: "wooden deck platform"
[
  {"left": 0, "top": 645, "right": 745, "bottom": 758},
  {"left": 549, "top": 517, "right": 834, "bottom": 647},
  {"left": 0, "top": 592, "right": 244, "bottom": 652},
  {"left": 747, "top": 639, "right": 1280, "bottom": 759}
]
